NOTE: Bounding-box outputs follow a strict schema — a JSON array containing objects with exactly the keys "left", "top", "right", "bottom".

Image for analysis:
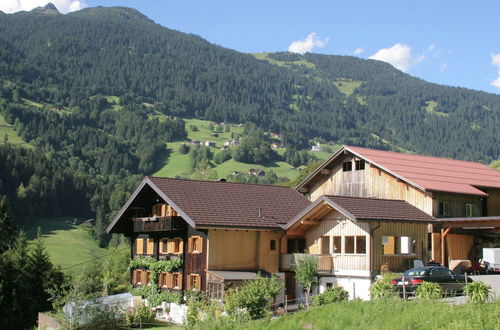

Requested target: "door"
[{"left": 285, "top": 271, "right": 296, "bottom": 301}]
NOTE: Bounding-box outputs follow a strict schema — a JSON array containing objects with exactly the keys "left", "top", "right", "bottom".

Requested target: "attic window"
[
  {"left": 465, "top": 204, "right": 475, "bottom": 217},
  {"left": 342, "top": 162, "right": 352, "bottom": 172},
  {"left": 355, "top": 160, "right": 365, "bottom": 170},
  {"left": 438, "top": 201, "right": 450, "bottom": 217}
]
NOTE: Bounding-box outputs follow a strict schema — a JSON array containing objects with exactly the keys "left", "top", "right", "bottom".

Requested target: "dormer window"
[
  {"left": 342, "top": 162, "right": 352, "bottom": 172},
  {"left": 355, "top": 159, "right": 365, "bottom": 170}
]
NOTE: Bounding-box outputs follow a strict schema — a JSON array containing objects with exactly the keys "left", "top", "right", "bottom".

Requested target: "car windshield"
[{"left": 403, "top": 268, "right": 427, "bottom": 276}]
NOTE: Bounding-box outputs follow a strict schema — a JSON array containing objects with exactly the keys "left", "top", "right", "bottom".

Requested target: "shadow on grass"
[{"left": 19, "top": 217, "right": 82, "bottom": 240}]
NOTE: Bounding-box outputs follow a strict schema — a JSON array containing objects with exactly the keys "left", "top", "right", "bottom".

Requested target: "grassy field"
[
  {"left": 151, "top": 117, "right": 338, "bottom": 181},
  {"left": 0, "top": 113, "right": 32, "bottom": 148},
  {"left": 23, "top": 217, "right": 108, "bottom": 273},
  {"left": 332, "top": 80, "right": 363, "bottom": 98},
  {"left": 243, "top": 300, "right": 500, "bottom": 330}
]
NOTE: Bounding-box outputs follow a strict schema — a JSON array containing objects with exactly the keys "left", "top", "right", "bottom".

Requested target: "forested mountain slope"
[{"left": 0, "top": 5, "right": 498, "bottom": 241}]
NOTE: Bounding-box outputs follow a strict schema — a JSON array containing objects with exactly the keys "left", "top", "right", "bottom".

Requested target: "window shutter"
[
  {"left": 146, "top": 239, "right": 154, "bottom": 254},
  {"left": 177, "top": 273, "right": 183, "bottom": 289},
  {"left": 196, "top": 237, "right": 203, "bottom": 253},
  {"left": 133, "top": 270, "right": 141, "bottom": 285},
  {"left": 165, "top": 273, "right": 173, "bottom": 288},
  {"left": 135, "top": 238, "right": 144, "bottom": 254},
  {"left": 144, "top": 270, "right": 151, "bottom": 285},
  {"left": 188, "top": 237, "right": 193, "bottom": 253},
  {"left": 179, "top": 240, "right": 184, "bottom": 254}
]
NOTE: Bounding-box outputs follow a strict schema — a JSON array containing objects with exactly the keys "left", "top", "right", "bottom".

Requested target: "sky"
[{"left": 2, "top": 0, "right": 500, "bottom": 94}]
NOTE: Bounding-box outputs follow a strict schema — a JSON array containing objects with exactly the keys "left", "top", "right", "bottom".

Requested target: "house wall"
[
  {"left": 371, "top": 221, "right": 428, "bottom": 272},
  {"left": 485, "top": 189, "right": 500, "bottom": 216},
  {"left": 308, "top": 155, "right": 432, "bottom": 215},
  {"left": 184, "top": 227, "right": 208, "bottom": 291},
  {"left": 302, "top": 210, "right": 371, "bottom": 272},
  {"left": 207, "top": 229, "right": 280, "bottom": 273},
  {"left": 432, "top": 192, "right": 483, "bottom": 218}
]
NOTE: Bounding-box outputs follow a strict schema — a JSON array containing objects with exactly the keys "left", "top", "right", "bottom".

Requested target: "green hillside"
[
  {"left": 24, "top": 218, "right": 108, "bottom": 273},
  {"left": 0, "top": 5, "right": 498, "bottom": 245}
]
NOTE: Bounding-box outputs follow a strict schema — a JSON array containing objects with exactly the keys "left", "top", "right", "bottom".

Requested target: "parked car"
[{"left": 391, "top": 266, "right": 471, "bottom": 296}]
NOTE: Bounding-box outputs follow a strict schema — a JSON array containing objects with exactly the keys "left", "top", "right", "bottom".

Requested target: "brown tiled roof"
[
  {"left": 148, "top": 177, "right": 310, "bottom": 228},
  {"left": 324, "top": 195, "right": 436, "bottom": 222}
]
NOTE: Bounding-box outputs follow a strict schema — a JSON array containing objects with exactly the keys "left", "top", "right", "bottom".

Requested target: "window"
[
  {"left": 438, "top": 201, "right": 450, "bottom": 217},
  {"left": 345, "top": 236, "right": 355, "bottom": 254},
  {"left": 465, "top": 204, "right": 475, "bottom": 217},
  {"left": 332, "top": 236, "right": 342, "bottom": 253},
  {"left": 152, "top": 203, "right": 166, "bottom": 217},
  {"left": 287, "top": 238, "right": 306, "bottom": 253},
  {"left": 400, "top": 236, "right": 416, "bottom": 255},
  {"left": 172, "top": 273, "right": 182, "bottom": 289},
  {"left": 135, "top": 238, "right": 144, "bottom": 254},
  {"left": 133, "top": 269, "right": 143, "bottom": 285},
  {"left": 160, "top": 238, "right": 183, "bottom": 254},
  {"left": 188, "top": 236, "right": 203, "bottom": 254},
  {"left": 188, "top": 274, "right": 201, "bottom": 290},
  {"left": 326, "top": 282, "right": 333, "bottom": 289},
  {"left": 160, "top": 239, "right": 169, "bottom": 254},
  {"left": 356, "top": 236, "right": 366, "bottom": 254},
  {"left": 355, "top": 159, "right": 365, "bottom": 170},
  {"left": 270, "top": 240, "right": 276, "bottom": 251},
  {"left": 382, "top": 236, "right": 397, "bottom": 255},
  {"left": 321, "top": 236, "right": 330, "bottom": 254},
  {"left": 342, "top": 162, "right": 352, "bottom": 172}
]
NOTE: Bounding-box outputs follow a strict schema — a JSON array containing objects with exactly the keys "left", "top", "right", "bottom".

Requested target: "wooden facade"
[
  {"left": 309, "top": 156, "right": 433, "bottom": 215},
  {"left": 207, "top": 229, "right": 280, "bottom": 273}
]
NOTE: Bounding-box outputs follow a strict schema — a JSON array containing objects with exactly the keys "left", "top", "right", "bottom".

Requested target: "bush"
[
  {"left": 225, "top": 275, "right": 283, "bottom": 320},
  {"left": 465, "top": 281, "right": 492, "bottom": 303},
  {"left": 415, "top": 281, "right": 441, "bottom": 300},
  {"left": 370, "top": 276, "right": 398, "bottom": 300},
  {"left": 312, "top": 287, "right": 349, "bottom": 306},
  {"left": 124, "top": 304, "right": 156, "bottom": 328},
  {"left": 179, "top": 143, "right": 190, "bottom": 154}
]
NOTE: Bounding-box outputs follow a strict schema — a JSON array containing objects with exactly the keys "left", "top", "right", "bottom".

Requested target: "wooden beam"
[
  {"left": 320, "top": 169, "right": 331, "bottom": 175},
  {"left": 301, "top": 220, "right": 319, "bottom": 225},
  {"left": 440, "top": 220, "right": 500, "bottom": 229},
  {"left": 440, "top": 227, "right": 451, "bottom": 267},
  {"left": 286, "top": 230, "right": 305, "bottom": 236}
]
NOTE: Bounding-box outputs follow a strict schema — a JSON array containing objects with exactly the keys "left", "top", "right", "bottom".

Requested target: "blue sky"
[{"left": 3, "top": 0, "right": 500, "bottom": 94}]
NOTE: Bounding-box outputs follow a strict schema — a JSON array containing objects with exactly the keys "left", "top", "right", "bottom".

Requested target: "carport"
[{"left": 432, "top": 216, "right": 500, "bottom": 271}]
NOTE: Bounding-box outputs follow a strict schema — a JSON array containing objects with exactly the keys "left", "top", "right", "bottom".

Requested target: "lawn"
[
  {"left": 243, "top": 300, "right": 500, "bottom": 330},
  {"left": 23, "top": 217, "right": 108, "bottom": 273},
  {"left": 214, "top": 159, "right": 299, "bottom": 180},
  {"left": 0, "top": 113, "right": 33, "bottom": 148},
  {"left": 154, "top": 142, "right": 194, "bottom": 178}
]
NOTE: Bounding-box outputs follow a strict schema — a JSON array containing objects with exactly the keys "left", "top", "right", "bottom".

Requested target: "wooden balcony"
[
  {"left": 280, "top": 253, "right": 333, "bottom": 273},
  {"left": 133, "top": 216, "right": 183, "bottom": 232}
]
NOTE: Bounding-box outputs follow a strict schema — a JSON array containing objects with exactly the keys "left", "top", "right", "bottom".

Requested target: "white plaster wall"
[{"left": 319, "top": 276, "right": 372, "bottom": 301}]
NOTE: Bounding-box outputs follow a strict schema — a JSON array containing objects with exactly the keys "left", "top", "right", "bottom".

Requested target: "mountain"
[
  {"left": 0, "top": 6, "right": 498, "bottom": 161},
  {"left": 0, "top": 6, "right": 498, "bottom": 242}
]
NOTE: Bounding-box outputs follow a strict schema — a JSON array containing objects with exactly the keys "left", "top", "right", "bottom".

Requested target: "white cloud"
[
  {"left": 0, "top": 0, "right": 86, "bottom": 14},
  {"left": 439, "top": 63, "right": 448, "bottom": 72},
  {"left": 369, "top": 43, "right": 424, "bottom": 72},
  {"left": 491, "top": 53, "right": 500, "bottom": 88},
  {"left": 427, "top": 43, "right": 436, "bottom": 51},
  {"left": 288, "top": 33, "right": 329, "bottom": 54},
  {"left": 352, "top": 47, "right": 364, "bottom": 56},
  {"left": 491, "top": 77, "right": 500, "bottom": 88}
]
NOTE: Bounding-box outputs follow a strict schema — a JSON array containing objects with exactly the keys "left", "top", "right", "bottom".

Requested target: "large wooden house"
[
  {"left": 106, "top": 177, "right": 310, "bottom": 299},
  {"left": 296, "top": 146, "right": 500, "bottom": 274},
  {"left": 107, "top": 145, "right": 500, "bottom": 301}
]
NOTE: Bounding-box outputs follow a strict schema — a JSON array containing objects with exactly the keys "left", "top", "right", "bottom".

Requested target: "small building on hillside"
[
  {"left": 204, "top": 141, "right": 216, "bottom": 148},
  {"left": 248, "top": 169, "right": 265, "bottom": 177}
]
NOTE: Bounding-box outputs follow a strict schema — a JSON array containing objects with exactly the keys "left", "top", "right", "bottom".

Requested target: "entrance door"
[{"left": 285, "top": 272, "right": 296, "bottom": 302}]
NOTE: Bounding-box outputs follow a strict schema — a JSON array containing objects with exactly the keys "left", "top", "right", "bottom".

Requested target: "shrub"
[
  {"left": 225, "top": 275, "right": 283, "bottom": 320},
  {"left": 465, "top": 281, "right": 492, "bottom": 303},
  {"left": 312, "top": 287, "right": 349, "bottom": 306},
  {"left": 124, "top": 304, "right": 156, "bottom": 328},
  {"left": 370, "top": 276, "right": 398, "bottom": 300},
  {"left": 179, "top": 143, "right": 190, "bottom": 154},
  {"left": 415, "top": 281, "right": 441, "bottom": 300}
]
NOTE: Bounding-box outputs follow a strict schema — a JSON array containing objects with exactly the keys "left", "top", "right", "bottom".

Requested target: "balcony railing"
[
  {"left": 280, "top": 253, "right": 333, "bottom": 272},
  {"left": 133, "top": 216, "right": 183, "bottom": 232}
]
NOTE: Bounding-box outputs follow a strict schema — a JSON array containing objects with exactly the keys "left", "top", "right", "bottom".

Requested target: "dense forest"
[{"left": 0, "top": 5, "right": 499, "bottom": 240}]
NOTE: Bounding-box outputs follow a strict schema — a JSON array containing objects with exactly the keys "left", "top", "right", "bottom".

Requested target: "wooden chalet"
[
  {"left": 297, "top": 145, "right": 500, "bottom": 274},
  {"left": 106, "top": 177, "right": 310, "bottom": 299}
]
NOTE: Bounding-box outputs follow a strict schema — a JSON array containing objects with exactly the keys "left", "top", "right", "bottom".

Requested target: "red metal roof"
[
  {"left": 346, "top": 146, "right": 500, "bottom": 196},
  {"left": 148, "top": 177, "right": 311, "bottom": 228}
]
